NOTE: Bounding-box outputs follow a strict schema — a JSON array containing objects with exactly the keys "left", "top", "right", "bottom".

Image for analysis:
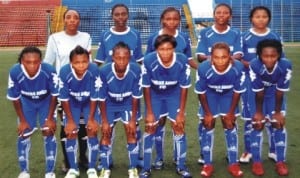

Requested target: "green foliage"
[{"left": 0, "top": 45, "right": 299, "bottom": 178}]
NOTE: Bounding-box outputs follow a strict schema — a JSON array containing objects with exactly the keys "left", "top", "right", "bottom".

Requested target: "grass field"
[{"left": 0, "top": 45, "right": 299, "bottom": 178}]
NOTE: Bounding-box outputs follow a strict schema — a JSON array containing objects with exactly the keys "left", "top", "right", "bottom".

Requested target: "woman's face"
[
  {"left": 251, "top": 9, "right": 270, "bottom": 30},
  {"left": 21, "top": 52, "right": 41, "bottom": 77},
  {"left": 161, "top": 11, "right": 180, "bottom": 31},
  {"left": 157, "top": 42, "right": 175, "bottom": 66},
  {"left": 70, "top": 54, "right": 89, "bottom": 78},
  {"left": 214, "top": 5, "right": 231, "bottom": 26},
  {"left": 211, "top": 48, "right": 231, "bottom": 72},
  {"left": 260, "top": 47, "right": 280, "bottom": 71},
  {"left": 112, "top": 6, "right": 128, "bottom": 29},
  {"left": 112, "top": 47, "right": 130, "bottom": 75},
  {"left": 64, "top": 10, "right": 80, "bottom": 34}
]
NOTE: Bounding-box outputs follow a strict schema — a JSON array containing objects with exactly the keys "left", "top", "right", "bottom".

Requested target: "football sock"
[
  {"left": 224, "top": 127, "right": 238, "bottom": 164},
  {"left": 87, "top": 136, "right": 98, "bottom": 168},
  {"left": 65, "top": 138, "right": 78, "bottom": 170},
  {"left": 44, "top": 135, "right": 57, "bottom": 172},
  {"left": 17, "top": 137, "right": 31, "bottom": 172}
]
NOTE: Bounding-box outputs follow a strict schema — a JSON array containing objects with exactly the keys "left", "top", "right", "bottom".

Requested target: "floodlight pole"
[{"left": 46, "top": 9, "right": 51, "bottom": 43}]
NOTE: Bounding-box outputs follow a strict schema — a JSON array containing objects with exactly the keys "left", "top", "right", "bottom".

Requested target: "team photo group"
[{"left": 7, "top": 2, "right": 292, "bottom": 178}]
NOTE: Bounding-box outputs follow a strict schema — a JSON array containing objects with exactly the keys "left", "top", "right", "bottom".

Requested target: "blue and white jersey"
[
  {"left": 94, "top": 26, "right": 143, "bottom": 64},
  {"left": 99, "top": 62, "right": 142, "bottom": 111},
  {"left": 58, "top": 63, "right": 100, "bottom": 104},
  {"left": 142, "top": 52, "right": 191, "bottom": 98},
  {"left": 196, "top": 25, "right": 243, "bottom": 57},
  {"left": 7, "top": 63, "right": 59, "bottom": 102},
  {"left": 145, "top": 29, "right": 193, "bottom": 60},
  {"left": 195, "top": 59, "right": 246, "bottom": 95},
  {"left": 242, "top": 28, "right": 284, "bottom": 63},
  {"left": 249, "top": 58, "right": 292, "bottom": 97}
]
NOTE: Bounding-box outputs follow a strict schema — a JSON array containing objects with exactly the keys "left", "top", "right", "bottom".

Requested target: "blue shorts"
[
  {"left": 251, "top": 95, "right": 286, "bottom": 121},
  {"left": 63, "top": 101, "right": 100, "bottom": 128},
  {"left": 197, "top": 91, "right": 240, "bottom": 119},
  {"left": 145, "top": 95, "right": 181, "bottom": 123},
  {"left": 18, "top": 96, "right": 56, "bottom": 136},
  {"left": 103, "top": 110, "right": 140, "bottom": 126}
]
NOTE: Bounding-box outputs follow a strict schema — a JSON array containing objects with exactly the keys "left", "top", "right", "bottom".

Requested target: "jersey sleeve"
[
  {"left": 133, "top": 31, "right": 144, "bottom": 63},
  {"left": 98, "top": 68, "right": 108, "bottom": 101},
  {"left": 141, "top": 57, "right": 151, "bottom": 88},
  {"left": 90, "top": 64, "right": 101, "bottom": 101},
  {"left": 47, "top": 65, "right": 59, "bottom": 96},
  {"left": 58, "top": 67, "right": 70, "bottom": 101},
  {"left": 183, "top": 33, "right": 193, "bottom": 60},
  {"left": 7, "top": 66, "right": 21, "bottom": 100},
  {"left": 44, "top": 35, "right": 56, "bottom": 65},
  {"left": 277, "top": 59, "right": 292, "bottom": 91},
  {"left": 178, "top": 55, "right": 191, "bottom": 88},
  {"left": 94, "top": 32, "right": 106, "bottom": 64},
  {"left": 132, "top": 65, "right": 143, "bottom": 99},
  {"left": 194, "top": 63, "right": 208, "bottom": 94},
  {"left": 145, "top": 34, "right": 155, "bottom": 55},
  {"left": 195, "top": 29, "right": 209, "bottom": 56},
  {"left": 233, "top": 62, "right": 246, "bottom": 93},
  {"left": 249, "top": 60, "right": 264, "bottom": 92},
  {"left": 232, "top": 29, "right": 243, "bottom": 56}
]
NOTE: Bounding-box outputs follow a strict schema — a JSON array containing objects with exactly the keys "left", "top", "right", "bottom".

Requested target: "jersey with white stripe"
[
  {"left": 195, "top": 59, "right": 246, "bottom": 95},
  {"left": 242, "top": 28, "right": 283, "bottom": 62},
  {"left": 58, "top": 63, "right": 100, "bottom": 103},
  {"left": 142, "top": 52, "right": 191, "bottom": 98},
  {"left": 95, "top": 26, "right": 143, "bottom": 64},
  {"left": 196, "top": 25, "right": 243, "bottom": 57},
  {"left": 249, "top": 58, "right": 292, "bottom": 97},
  {"left": 44, "top": 31, "right": 92, "bottom": 73},
  {"left": 99, "top": 62, "right": 142, "bottom": 111},
  {"left": 7, "top": 63, "right": 59, "bottom": 101},
  {"left": 145, "top": 29, "right": 192, "bottom": 60}
]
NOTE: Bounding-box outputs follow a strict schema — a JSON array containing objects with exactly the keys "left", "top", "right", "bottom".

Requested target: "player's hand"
[
  {"left": 222, "top": 113, "right": 236, "bottom": 130},
  {"left": 64, "top": 121, "right": 78, "bottom": 139},
  {"left": 18, "top": 121, "right": 31, "bottom": 138},
  {"left": 42, "top": 118, "right": 56, "bottom": 136},
  {"left": 203, "top": 113, "right": 215, "bottom": 130},
  {"left": 145, "top": 113, "right": 156, "bottom": 134},
  {"left": 271, "top": 112, "right": 285, "bottom": 129},
  {"left": 86, "top": 119, "right": 99, "bottom": 137},
  {"left": 252, "top": 112, "right": 265, "bottom": 131}
]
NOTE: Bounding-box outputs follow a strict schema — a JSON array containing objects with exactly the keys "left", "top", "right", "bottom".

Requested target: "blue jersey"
[
  {"left": 99, "top": 62, "right": 142, "bottom": 112},
  {"left": 142, "top": 52, "right": 191, "bottom": 98},
  {"left": 195, "top": 59, "right": 246, "bottom": 95},
  {"left": 94, "top": 26, "right": 143, "bottom": 64},
  {"left": 145, "top": 29, "right": 192, "bottom": 60},
  {"left": 58, "top": 63, "right": 100, "bottom": 104},
  {"left": 7, "top": 63, "right": 59, "bottom": 102},
  {"left": 249, "top": 58, "right": 292, "bottom": 98},
  {"left": 242, "top": 28, "right": 283, "bottom": 63},
  {"left": 196, "top": 25, "right": 243, "bottom": 57},
  {"left": 195, "top": 60, "right": 245, "bottom": 117}
]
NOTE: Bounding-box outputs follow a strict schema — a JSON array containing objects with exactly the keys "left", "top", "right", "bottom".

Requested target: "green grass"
[{"left": 0, "top": 45, "right": 299, "bottom": 178}]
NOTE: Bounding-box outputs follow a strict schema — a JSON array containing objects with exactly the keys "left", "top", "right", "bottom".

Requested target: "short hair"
[
  {"left": 249, "top": 6, "right": 271, "bottom": 24},
  {"left": 154, "top": 34, "right": 177, "bottom": 49},
  {"left": 112, "top": 41, "right": 131, "bottom": 55},
  {"left": 18, "top": 46, "right": 42, "bottom": 63},
  {"left": 160, "top": 7, "right": 181, "bottom": 23},
  {"left": 69, "top": 45, "right": 89, "bottom": 62},
  {"left": 256, "top": 39, "right": 282, "bottom": 60},
  {"left": 111, "top": 3, "right": 129, "bottom": 16},
  {"left": 213, "top": 3, "right": 232, "bottom": 15},
  {"left": 211, "top": 42, "right": 231, "bottom": 54},
  {"left": 63, "top": 9, "right": 80, "bottom": 19}
]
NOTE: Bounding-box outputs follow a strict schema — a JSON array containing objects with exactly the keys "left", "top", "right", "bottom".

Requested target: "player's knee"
[{"left": 86, "top": 129, "right": 97, "bottom": 137}]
